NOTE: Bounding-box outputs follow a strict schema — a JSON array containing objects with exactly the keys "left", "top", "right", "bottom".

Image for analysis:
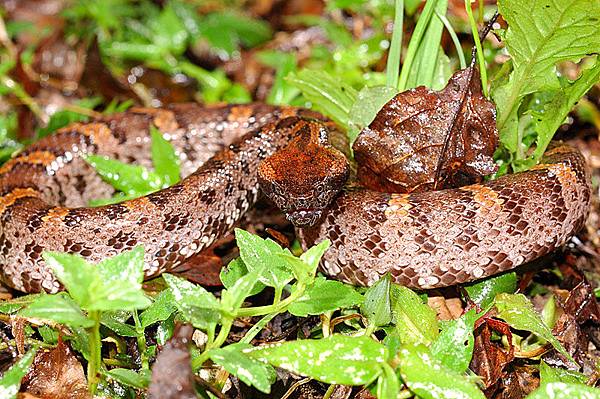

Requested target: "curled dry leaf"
[
  {"left": 353, "top": 67, "right": 498, "bottom": 193},
  {"left": 21, "top": 339, "right": 91, "bottom": 399},
  {"left": 148, "top": 324, "right": 196, "bottom": 399},
  {"left": 470, "top": 317, "right": 515, "bottom": 390}
]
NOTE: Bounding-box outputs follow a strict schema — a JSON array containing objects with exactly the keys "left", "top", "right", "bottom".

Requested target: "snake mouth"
[{"left": 285, "top": 209, "right": 324, "bottom": 228}]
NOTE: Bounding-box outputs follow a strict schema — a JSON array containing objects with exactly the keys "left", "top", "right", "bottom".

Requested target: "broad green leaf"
[
  {"left": 398, "top": 344, "right": 486, "bottom": 399},
  {"left": 288, "top": 277, "right": 363, "bottom": 317},
  {"left": 220, "top": 258, "right": 265, "bottom": 297},
  {"left": 140, "top": 289, "right": 177, "bottom": 328},
  {"left": 235, "top": 229, "right": 293, "bottom": 289},
  {"left": 391, "top": 284, "right": 439, "bottom": 345},
  {"left": 150, "top": 125, "right": 180, "bottom": 187},
  {"left": 245, "top": 335, "right": 387, "bottom": 386},
  {"left": 0, "top": 294, "right": 42, "bottom": 314},
  {"left": 152, "top": 3, "right": 188, "bottom": 55},
  {"left": 525, "top": 382, "right": 600, "bottom": 399},
  {"left": 84, "top": 155, "right": 163, "bottom": 195},
  {"left": 286, "top": 69, "right": 358, "bottom": 128},
  {"left": 539, "top": 361, "right": 587, "bottom": 386},
  {"left": 464, "top": 272, "right": 517, "bottom": 309},
  {"left": 100, "top": 311, "right": 138, "bottom": 337},
  {"left": 299, "top": 240, "right": 331, "bottom": 276},
  {"left": 91, "top": 246, "right": 151, "bottom": 311},
  {"left": 347, "top": 85, "right": 399, "bottom": 143},
  {"left": 197, "top": 11, "right": 272, "bottom": 55},
  {"left": 495, "top": 293, "right": 574, "bottom": 363},
  {"left": 430, "top": 309, "right": 479, "bottom": 373},
  {"left": 163, "top": 274, "right": 221, "bottom": 329},
  {"left": 209, "top": 343, "right": 276, "bottom": 394},
  {"left": 494, "top": 0, "right": 600, "bottom": 153},
  {"left": 361, "top": 274, "right": 393, "bottom": 328},
  {"left": 258, "top": 51, "right": 300, "bottom": 105},
  {"left": 105, "top": 368, "right": 150, "bottom": 389},
  {"left": 43, "top": 252, "right": 95, "bottom": 308},
  {"left": 19, "top": 294, "right": 93, "bottom": 328},
  {"left": 0, "top": 348, "right": 37, "bottom": 399},
  {"left": 377, "top": 362, "right": 400, "bottom": 399},
  {"left": 221, "top": 271, "right": 260, "bottom": 314}
]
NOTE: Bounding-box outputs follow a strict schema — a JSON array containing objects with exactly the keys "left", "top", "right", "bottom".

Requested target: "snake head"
[{"left": 258, "top": 120, "right": 349, "bottom": 227}]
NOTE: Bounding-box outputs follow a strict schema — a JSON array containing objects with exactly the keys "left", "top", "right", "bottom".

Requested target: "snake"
[{"left": 0, "top": 103, "right": 591, "bottom": 293}]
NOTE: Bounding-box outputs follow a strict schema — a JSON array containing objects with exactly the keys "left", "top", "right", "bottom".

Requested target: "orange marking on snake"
[
  {"left": 227, "top": 106, "right": 254, "bottom": 122},
  {"left": 0, "top": 188, "right": 39, "bottom": 214},
  {"left": 385, "top": 193, "right": 412, "bottom": 217},
  {"left": 131, "top": 107, "right": 179, "bottom": 132},
  {"left": 0, "top": 151, "right": 57, "bottom": 174},
  {"left": 42, "top": 207, "right": 70, "bottom": 223},
  {"left": 461, "top": 184, "right": 504, "bottom": 213}
]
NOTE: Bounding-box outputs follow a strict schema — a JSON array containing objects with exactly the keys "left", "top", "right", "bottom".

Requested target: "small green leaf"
[
  {"left": 464, "top": 272, "right": 517, "bottom": 309},
  {"left": 299, "top": 240, "right": 330, "bottom": 276},
  {"left": 391, "top": 285, "right": 439, "bottom": 345},
  {"left": 0, "top": 347, "right": 37, "bottom": 399},
  {"left": 430, "top": 309, "right": 480, "bottom": 373},
  {"left": 495, "top": 293, "right": 574, "bottom": 363},
  {"left": 347, "top": 85, "right": 399, "bottom": 143},
  {"left": 221, "top": 271, "right": 260, "bottom": 314},
  {"left": 257, "top": 51, "right": 300, "bottom": 106},
  {"left": 525, "top": 382, "right": 600, "bottom": 399},
  {"left": 100, "top": 311, "right": 138, "bottom": 337},
  {"left": 245, "top": 335, "right": 387, "bottom": 386},
  {"left": 399, "top": 344, "right": 485, "bottom": 399},
  {"left": 288, "top": 277, "right": 363, "bottom": 317},
  {"left": 85, "top": 155, "right": 163, "bottom": 195},
  {"left": 140, "top": 290, "right": 177, "bottom": 329},
  {"left": 19, "top": 293, "right": 93, "bottom": 328},
  {"left": 43, "top": 252, "right": 96, "bottom": 308},
  {"left": 220, "top": 258, "right": 265, "bottom": 297},
  {"left": 163, "top": 274, "right": 221, "bottom": 329},
  {"left": 361, "top": 274, "right": 393, "bottom": 328},
  {"left": 539, "top": 361, "right": 587, "bottom": 386},
  {"left": 0, "top": 294, "right": 42, "bottom": 314},
  {"left": 150, "top": 125, "right": 180, "bottom": 187},
  {"left": 209, "top": 343, "right": 276, "bottom": 394},
  {"left": 235, "top": 229, "right": 293, "bottom": 289},
  {"left": 377, "top": 362, "right": 400, "bottom": 399},
  {"left": 105, "top": 368, "right": 150, "bottom": 389}
]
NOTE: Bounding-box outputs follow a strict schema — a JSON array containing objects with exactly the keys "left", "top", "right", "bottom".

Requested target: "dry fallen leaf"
[
  {"left": 353, "top": 66, "right": 498, "bottom": 193},
  {"left": 470, "top": 317, "right": 515, "bottom": 389}
]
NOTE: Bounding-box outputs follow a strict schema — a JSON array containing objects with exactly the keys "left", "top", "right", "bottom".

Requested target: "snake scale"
[{"left": 0, "top": 103, "right": 591, "bottom": 293}]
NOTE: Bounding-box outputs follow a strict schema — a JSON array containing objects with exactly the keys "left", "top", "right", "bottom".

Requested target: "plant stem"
[
  {"left": 240, "top": 313, "right": 277, "bottom": 344},
  {"left": 385, "top": 0, "right": 404, "bottom": 88},
  {"left": 465, "top": 0, "right": 488, "bottom": 97},
  {"left": 235, "top": 283, "right": 306, "bottom": 318},
  {"left": 435, "top": 11, "right": 466, "bottom": 69},
  {"left": 132, "top": 311, "right": 149, "bottom": 370},
  {"left": 87, "top": 311, "right": 102, "bottom": 395},
  {"left": 397, "top": 0, "right": 439, "bottom": 91}
]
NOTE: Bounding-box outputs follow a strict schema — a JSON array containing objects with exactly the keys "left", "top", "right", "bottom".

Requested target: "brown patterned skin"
[{"left": 0, "top": 104, "right": 591, "bottom": 292}]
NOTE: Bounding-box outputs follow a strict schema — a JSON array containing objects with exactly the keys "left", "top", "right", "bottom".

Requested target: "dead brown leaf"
[
  {"left": 353, "top": 66, "right": 498, "bottom": 193},
  {"left": 21, "top": 339, "right": 90, "bottom": 399},
  {"left": 470, "top": 317, "right": 515, "bottom": 389}
]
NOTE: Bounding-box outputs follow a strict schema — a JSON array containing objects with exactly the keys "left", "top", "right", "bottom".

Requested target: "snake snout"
[{"left": 285, "top": 209, "right": 324, "bottom": 227}]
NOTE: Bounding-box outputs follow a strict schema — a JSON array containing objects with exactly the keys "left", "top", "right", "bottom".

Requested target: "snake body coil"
[{"left": 0, "top": 104, "right": 591, "bottom": 293}]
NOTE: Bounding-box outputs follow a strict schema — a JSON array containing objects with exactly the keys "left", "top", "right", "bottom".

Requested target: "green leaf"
[
  {"left": 347, "top": 85, "right": 399, "bottom": 143},
  {"left": 105, "top": 368, "right": 150, "bottom": 389},
  {"left": 361, "top": 274, "right": 393, "bottom": 328},
  {"left": 257, "top": 51, "right": 300, "bottom": 105},
  {"left": 539, "top": 361, "right": 587, "bottom": 386},
  {"left": 43, "top": 252, "right": 96, "bottom": 308},
  {"left": 235, "top": 229, "right": 293, "bottom": 289},
  {"left": 100, "top": 311, "right": 138, "bottom": 337},
  {"left": 377, "top": 362, "right": 400, "bottom": 399},
  {"left": 0, "top": 348, "right": 37, "bottom": 399},
  {"left": 19, "top": 293, "right": 93, "bottom": 328},
  {"left": 430, "top": 309, "right": 479, "bottom": 373},
  {"left": 0, "top": 294, "right": 42, "bottom": 314},
  {"left": 220, "top": 258, "right": 265, "bottom": 297},
  {"left": 221, "top": 271, "right": 261, "bottom": 314},
  {"left": 495, "top": 293, "right": 574, "bottom": 363},
  {"left": 209, "top": 343, "right": 276, "bottom": 394},
  {"left": 85, "top": 155, "right": 163, "bottom": 196},
  {"left": 464, "top": 272, "right": 517, "bottom": 309},
  {"left": 525, "top": 382, "right": 600, "bottom": 399},
  {"left": 391, "top": 284, "right": 439, "bottom": 345},
  {"left": 286, "top": 69, "right": 358, "bottom": 128},
  {"left": 140, "top": 290, "right": 177, "bottom": 329},
  {"left": 163, "top": 274, "right": 221, "bottom": 330},
  {"left": 299, "top": 240, "right": 331, "bottom": 276},
  {"left": 288, "top": 277, "right": 363, "bottom": 317},
  {"left": 150, "top": 125, "right": 180, "bottom": 187},
  {"left": 36, "top": 97, "right": 101, "bottom": 138},
  {"left": 398, "top": 344, "right": 485, "bottom": 399},
  {"left": 494, "top": 0, "right": 600, "bottom": 154},
  {"left": 245, "top": 335, "right": 387, "bottom": 386},
  {"left": 152, "top": 3, "right": 188, "bottom": 55},
  {"left": 91, "top": 246, "right": 151, "bottom": 311}
]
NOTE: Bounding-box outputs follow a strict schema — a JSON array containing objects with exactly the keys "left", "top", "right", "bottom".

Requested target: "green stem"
[
  {"left": 478, "top": 0, "right": 484, "bottom": 24},
  {"left": 273, "top": 286, "right": 283, "bottom": 305},
  {"left": 385, "top": 0, "right": 404, "bottom": 88},
  {"left": 465, "top": 0, "right": 488, "bottom": 97},
  {"left": 397, "top": 0, "right": 439, "bottom": 91},
  {"left": 87, "top": 311, "right": 102, "bottom": 395},
  {"left": 132, "top": 311, "right": 149, "bottom": 370},
  {"left": 235, "top": 283, "right": 306, "bottom": 318},
  {"left": 435, "top": 11, "right": 467, "bottom": 69},
  {"left": 240, "top": 313, "right": 277, "bottom": 344}
]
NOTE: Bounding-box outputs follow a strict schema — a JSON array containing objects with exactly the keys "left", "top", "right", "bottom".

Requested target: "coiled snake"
[{"left": 0, "top": 104, "right": 591, "bottom": 293}]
